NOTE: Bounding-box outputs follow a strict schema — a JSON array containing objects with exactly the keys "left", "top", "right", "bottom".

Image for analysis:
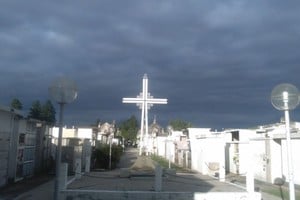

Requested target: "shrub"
[{"left": 92, "top": 144, "right": 123, "bottom": 170}]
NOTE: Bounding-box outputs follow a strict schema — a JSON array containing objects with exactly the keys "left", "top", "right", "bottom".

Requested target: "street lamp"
[
  {"left": 49, "top": 77, "right": 78, "bottom": 200},
  {"left": 271, "top": 83, "right": 299, "bottom": 200}
]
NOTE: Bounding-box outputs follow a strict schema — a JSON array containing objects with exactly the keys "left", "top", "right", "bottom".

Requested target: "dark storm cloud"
[{"left": 1, "top": 0, "right": 300, "bottom": 129}]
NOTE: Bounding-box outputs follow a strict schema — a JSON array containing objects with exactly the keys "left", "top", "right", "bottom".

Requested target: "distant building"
[
  {"left": 50, "top": 126, "right": 93, "bottom": 173},
  {"left": 93, "top": 122, "right": 116, "bottom": 145},
  {"left": 149, "top": 117, "right": 166, "bottom": 137},
  {"left": 137, "top": 117, "right": 166, "bottom": 154}
]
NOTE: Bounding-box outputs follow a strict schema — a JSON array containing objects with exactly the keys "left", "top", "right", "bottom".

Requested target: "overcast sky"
[{"left": 1, "top": 1, "right": 300, "bottom": 130}]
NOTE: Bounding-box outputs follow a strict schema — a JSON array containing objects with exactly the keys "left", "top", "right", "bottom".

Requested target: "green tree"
[
  {"left": 119, "top": 115, "right": 138, "bottom": 142},
  {"left": 92, "top": 144, "right": 123, "bottom": 169},
  {"left": 10, "top": 98, "right": 23, "bottom": 110},
  {"left": 169, "top": 119, "right": 191, "bottom": 131},
  {"left": 28, "top": 100, "right": 56, "bottom": 124},
  {"left": 28, "top": 100, "right": 42, "bottom": 119},
  {"left": 41, "top": 100, "right": 56, "bottom": 125}
]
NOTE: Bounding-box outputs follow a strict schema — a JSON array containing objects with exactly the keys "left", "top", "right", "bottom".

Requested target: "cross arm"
[
  {"left": 147, "top": 98, "right": 168, "bottom": 104},
  {"left": 122, "top": 97, "right": 143, "bottom": 104}
]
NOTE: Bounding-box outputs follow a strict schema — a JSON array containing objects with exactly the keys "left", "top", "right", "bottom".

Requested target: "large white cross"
[{"left": 122, "top": 74, "right": 168, "bottom": 155}]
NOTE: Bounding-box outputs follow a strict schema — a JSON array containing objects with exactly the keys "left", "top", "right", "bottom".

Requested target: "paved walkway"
[
  {"left": 0, "top": 174, "right": 54, "bottom": 200},
  {"left": 117, "top": 147, "right": 139, "bottom": 168},
  {"left": 0, "top": 147, "right": 293, "bottom": 200},
  {"left": 68, "top": 148, "right": 243, "bottom": 192}
]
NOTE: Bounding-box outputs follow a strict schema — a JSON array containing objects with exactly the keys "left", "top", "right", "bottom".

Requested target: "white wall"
[
  {"left": 50, "top": 127, "right": 59, "bottom": 138},
  {"left": 231, "top": 127, "right": 300, "bottom": 185},
  {"left": 190, "top": 135, "right": 225, "bottom": 175},
  {"left": 247, "top": 136, "right": 300, "bottom": 185},
  {"left": 51, "top": 127, "right": 92, "bottom": 139},
  {"left": 227, "top": 143, "right": 236, "bottom": 174},
  {"left": 269, "top": 139, "right": 283, "bottom": 183},
  {"left": 188, "top": 128, "right": 211, "bottom": 138},
  {"left": 281, "top": 138, "right": 300, "bottom": 185},
  {"left": 156, "top": 136, "right": 167, "bottom": 157},
  {"left": 188, "top": 128, "right": 212, "bottom": 174},
  {"left": 238, "top": 129, "right": 257, "bottom": 142},
  {"left": 291, "top": 139, "right": 300, "bottom": 185},
  {"left": 238, "top": 143, "right": 254, "bottom": 175},
  {"left": 155, "top": 136, "right": 175, "bottom": 163},
  {"left": 251, "top": 141, "right": 266, "bottom": 181},
  {"left": 77, "top": 128, "right": 92, "bottom": 139}
]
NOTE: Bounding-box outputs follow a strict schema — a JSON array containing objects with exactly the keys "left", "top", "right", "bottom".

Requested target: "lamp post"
[
  {"left": 109, "top": 134, "right": 113, "bottom": 170},
  {"left": 49, "top": 77, "right": 78, "bottom": 200},
  {"left": 167, "top": 126, "right": 172, "bottom": 169},
  {"left": 271, "top": 83, "right": 299, "bottom": 200}
]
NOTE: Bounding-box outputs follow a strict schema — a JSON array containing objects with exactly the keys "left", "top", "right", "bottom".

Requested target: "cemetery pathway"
[
  {"left": 0, "top": 147, "right": 291, "bottom": 200},
  {"left": 117, "top": 147, "right": 138, "bottom": 168}
]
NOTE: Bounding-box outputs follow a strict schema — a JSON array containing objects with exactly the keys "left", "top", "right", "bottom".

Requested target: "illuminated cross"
[{"left": 122, "top": 74, "right": 168, "bottom": 155}]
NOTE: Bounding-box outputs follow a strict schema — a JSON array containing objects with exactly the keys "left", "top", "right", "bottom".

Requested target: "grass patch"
[
  {"left": 150, "top": 154, "right": 191, "bottom": 172},
  {"left": 260, "top": 185, "right": 300, "bottom": 199},
  {"left": 261, "top": 187, "right": 289, "bottom": 199}
]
